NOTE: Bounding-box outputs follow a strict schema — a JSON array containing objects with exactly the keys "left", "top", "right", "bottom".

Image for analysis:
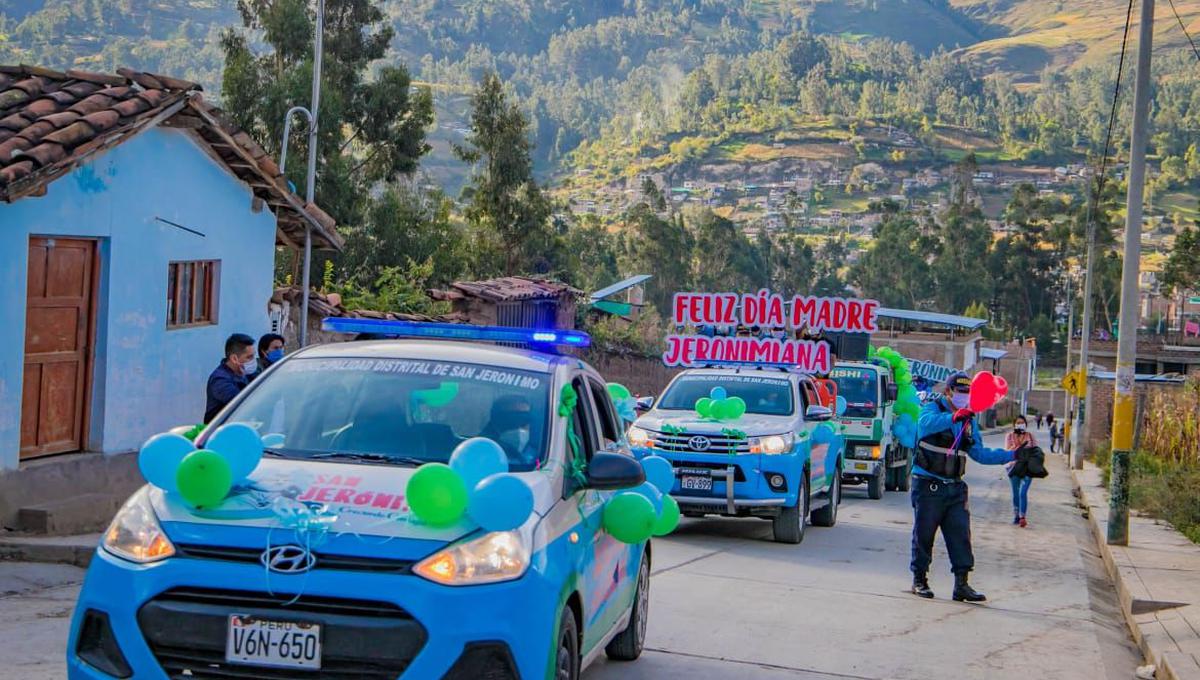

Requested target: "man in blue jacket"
[
  {"left": 204, "top": 333, "right": 256, "bottom": 423},
  {"left": 910, "top": 371, "right": 1014, "bottom": 602}
]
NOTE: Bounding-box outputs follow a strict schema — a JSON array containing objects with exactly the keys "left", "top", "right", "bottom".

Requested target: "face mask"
[
  {"left": 950, "top": 393, "right": 970, "bottom": 409},
  {"left": 266, "top": 348, "right": 284, "bottom": 363},
  {"left": 1014, "top": 426, "right": 1026, "bottom": 434},
  {"left": 498, "top": 427, "right": 530, "bottom": 452},
  {"left": 241, "top": 358, "right": 259, "bottom": 375}
]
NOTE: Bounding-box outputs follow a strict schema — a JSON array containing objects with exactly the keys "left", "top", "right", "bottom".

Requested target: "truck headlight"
[
  {"left": 414, "top": 530, "right": 531, "bottom": 586},
  {"left": 627, "top": 426, "right": 653, "bottom": 448},
  {"left": 102, "top": 488, "right": 175, "bottom": 564},
  {"left": 750, "top": 433, "right": 795, "bottom": 455},
  {"left": 870, "top": 445, "right": 882, "bottom": 459}
]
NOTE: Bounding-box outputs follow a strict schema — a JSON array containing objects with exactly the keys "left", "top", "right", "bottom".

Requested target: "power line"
[
  {"left": 1166, "top": 0, "right": 1200, "bottom": 63},
  {"left": 1088, "top": 0, "right": 1136, "bottom": 221}
]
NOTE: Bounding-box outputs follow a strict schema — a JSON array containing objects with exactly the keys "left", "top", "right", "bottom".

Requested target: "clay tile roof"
[
  {"left": 435, "top": 277, "right": 583, "bottom": 302},
  {"left": 0, "top": 64, "right": 339, "bottom": 251}
]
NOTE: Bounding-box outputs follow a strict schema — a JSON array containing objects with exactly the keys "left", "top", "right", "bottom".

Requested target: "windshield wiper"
[
  {"left": 262, "top": 448, "right": 289, "bottom": 457},
  {"left": 308, "top": 452, "right": 428, "bottom": 466}
]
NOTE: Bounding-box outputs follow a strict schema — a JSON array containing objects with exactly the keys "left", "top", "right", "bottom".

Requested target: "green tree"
[
  {"left": 850, "top": 213, "right": 936, "bottom": 308},
  {"left": 456, "top": 72, "right": 556, "bottom": 276},
  {"left": 620, "top": 204, "right": 692, "bottom": 315},
  {"left": 1162, "top": 224, "right": 1200, "bottom": 297},
  {"left": 338, "top": 184, "right": 464, "bottom": 289},
  {"left": 220, "top": 0, "right": 433, "bottom": 227},
  {"left": 688, "top": 209, "right": 768, "bottom": 293}
]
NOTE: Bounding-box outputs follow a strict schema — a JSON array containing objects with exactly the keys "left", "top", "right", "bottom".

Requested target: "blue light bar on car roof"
[{"left": 321, "top": 317, "right": 591, "bottom": 348}]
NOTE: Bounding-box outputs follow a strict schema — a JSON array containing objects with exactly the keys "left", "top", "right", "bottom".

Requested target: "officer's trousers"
[{"left": 910, "top": 476, "right": 974, "bottom": 576}]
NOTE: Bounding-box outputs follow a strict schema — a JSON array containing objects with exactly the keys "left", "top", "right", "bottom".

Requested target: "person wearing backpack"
[{"left": 1005, "top": 416, "right": 1037, "bottom": 527}]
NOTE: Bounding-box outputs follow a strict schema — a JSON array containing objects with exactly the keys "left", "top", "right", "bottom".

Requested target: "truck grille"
[{"left": 652, "top": 431, "right": 752, "bottom": 454}]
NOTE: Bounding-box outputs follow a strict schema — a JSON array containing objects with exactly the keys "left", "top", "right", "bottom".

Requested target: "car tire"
[
  {"left": 772, "top": 473, "right": 808, "bottom": 544},
  {"left": 868, "top": 466, "right": 884, "bottom": 500},
  {"left": 811, "top": 469, "right": 840, "bottom": 527},
  {"left": 555, "top": 605, "right": 581, "bottom": 680},
  {"left": 897, "top": 456, "right": 911, "bottom": 492},
  {"left": 606, "top": 550, "right": 650, "bottom": 661}
]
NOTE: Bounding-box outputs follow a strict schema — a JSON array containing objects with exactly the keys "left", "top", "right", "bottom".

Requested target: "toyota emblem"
[
  {"left": 261, "top": 545, "right": 316, "bottom": 574},
  {"left": 688, "top": 436, "right": 712, "bottom": 452}
]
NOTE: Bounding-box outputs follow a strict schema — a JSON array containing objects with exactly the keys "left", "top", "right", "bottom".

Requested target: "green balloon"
[
  {"left": 603, "top": 492, "right": 657, "bottom": 544},
  {"left": 710, "top": 399, "right": 731, "bottom": 420},
  {"left": 695, "top": 397, "right": 714, "bottom": 417},
  {"left": 176, "top": 449, "right": 232, "bottom": 508},
  {"left": 415, "top": 382, "right": 459, "bottom": 408},
  {"left": 406, "top": 463, "right": 468, "bottom": 527},
  {"left": 867, "top": 345, "right": 877, "bottom": 359},
  {"left": 653, "top": 495, "right": 681, "bottom": 536},
  {"left": 724, "top": 397, "right": 747, "bottom": 420},
  {"left": 607, "top": 382, "right": 633, "bottom": 402}
]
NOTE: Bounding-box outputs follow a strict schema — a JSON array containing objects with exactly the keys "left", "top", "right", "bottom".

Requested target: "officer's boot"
[
  {"left": 911, "top": 574, "right": 934, "bottom": 599},
  {"left": 952, "top": 573, "right": 986, "bottom": 603}
]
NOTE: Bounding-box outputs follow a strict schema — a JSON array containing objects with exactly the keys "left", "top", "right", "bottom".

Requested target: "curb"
[
  {"left": 1068, "top": 467, "right": 1200, "bottom": 680},
  {"left": 0, "top": 535, "right": 97, "bottom": 568}
]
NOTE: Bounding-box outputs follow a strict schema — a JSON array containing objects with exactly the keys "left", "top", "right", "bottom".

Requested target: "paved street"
[{"left": 3, "top": 435, "right": 1140, "bottom": 679}]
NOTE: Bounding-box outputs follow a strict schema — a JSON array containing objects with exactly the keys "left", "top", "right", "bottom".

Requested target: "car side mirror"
[
  {"left": 885, "top": 383, "right": 898, "bottom": 401},
  {"left": 806, "top": 405, "right": 834, "bottom": 421},
  {"left": 586, "top": 452, "right": 646, "bottom": 490},
  {"left": 636, "top": 396, "right": 655, "bottom": 411}
]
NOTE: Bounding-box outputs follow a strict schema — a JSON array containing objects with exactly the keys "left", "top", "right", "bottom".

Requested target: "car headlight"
[
  {"left": 627, "top": 426, "right": 653, "bottom": 448},
  {"left": 414, "top": 530, "right": 531, "bottom": 586},
  {"left": 102, "top": 488, "right": 175, "bottom": 564},
  {"left": 750, "top": 433, "right": 795, "bottom": 455}
]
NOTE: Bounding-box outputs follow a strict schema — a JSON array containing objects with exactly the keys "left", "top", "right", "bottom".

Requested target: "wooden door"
[{"left": 20, "top": 237, "right": 96, "bottom": 460}]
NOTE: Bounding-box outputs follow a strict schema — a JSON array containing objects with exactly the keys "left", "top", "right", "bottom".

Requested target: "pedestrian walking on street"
[
  {"left": 204, "top": 333, "right": 256, "bottom": 423},
  {"left": 1036, "top": 413, "right": 1043, "bottom": 429},
  {"left": 1005, "top": 417, "right": 1037, "bottom": 527},
  {"left": 1045, "top": 411, "right": 1055, "bottom": 431},
  {"left": 1050, "top": 422, "right": 1065, "bottom": 453},
  {"left": 910, "top": 371, "right": 1017, "bottom": 603}
]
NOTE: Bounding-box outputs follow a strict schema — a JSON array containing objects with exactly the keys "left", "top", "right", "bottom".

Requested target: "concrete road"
[
  {"left": 590, "top": 432, "right": 1141, "bottom": 679},
  {"left": 2, "top": 435, "right": 1139, "bottom": 679}
]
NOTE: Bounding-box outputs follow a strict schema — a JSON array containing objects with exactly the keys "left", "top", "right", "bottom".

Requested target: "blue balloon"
[
  {"left": 138, "top": 433, "right": 195, "bottom": 492},
  {"left": 641, "top": 455, "right": 675, "bottom": 494},
  {"left": 632, "top": 482, "right": 663, "bottom": 515},
  {"left": 616, "top": 397, "right": 637, "bottom": 423},
  {"left": 836, "top": 396, "right": 847, "bottom": 416},
  {"left": 710, "top": 386, "right": 728, "bottom": 401},
  {"left": 468, "top": 473, "right": 534, "bottom": 532},
  {"left": 261, "top": 433, "right": 286, "bottom": 448},
  {"left": 812, "top": 423, "right": 836, "bottom": 444},
  {"left": 450, "top": 437, "right": 509, "bottom": 491},
  {"left": 207, "top": 423, "right": 265, "bottom": 481}
]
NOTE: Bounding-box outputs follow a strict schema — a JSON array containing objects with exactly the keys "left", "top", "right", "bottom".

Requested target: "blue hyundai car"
[{"left": 68, "top": 321, "right": 651, "bottom": 680}]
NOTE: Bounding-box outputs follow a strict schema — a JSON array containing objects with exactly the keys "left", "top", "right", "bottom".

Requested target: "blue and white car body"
[
  {"left": 68, "top": 325, "right": 651, "bottom": 680},
  {"left": 627, "top": 367, "right": 843, "bottom": 544}
]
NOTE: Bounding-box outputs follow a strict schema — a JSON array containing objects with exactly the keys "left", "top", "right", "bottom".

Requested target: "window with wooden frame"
[{"left": 167, "top": 260, "right": 219, "bottom": 329}]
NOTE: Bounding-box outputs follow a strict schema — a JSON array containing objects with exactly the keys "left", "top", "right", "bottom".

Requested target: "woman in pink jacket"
[{"left": 1005, "top": 416, "right": 1037, "bottom": 527}]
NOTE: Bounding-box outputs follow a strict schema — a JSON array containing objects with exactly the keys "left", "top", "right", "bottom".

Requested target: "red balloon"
[{"left": 969, "top": 372, "right": 1009, "bottom": 412}]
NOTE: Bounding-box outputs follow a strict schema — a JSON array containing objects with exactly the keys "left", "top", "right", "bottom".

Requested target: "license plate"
[
  {"left": 680, "top": 475, "right": 712, "bottom": 491},
  {"left": 226, "top": 615, "right": 321, "bottom": 670}
]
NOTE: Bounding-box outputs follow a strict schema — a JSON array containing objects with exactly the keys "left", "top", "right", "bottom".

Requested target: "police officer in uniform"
[{"left": 910, "top": 372, "right": 1015, "bottom": 602}]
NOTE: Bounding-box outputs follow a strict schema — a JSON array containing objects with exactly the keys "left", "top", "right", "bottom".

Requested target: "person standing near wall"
[
  {"left": 1005, "top": 416, "right": 1037, "bottom": 527},
  {"left": 205, "top": 333, "right": 256, "bottom": 423}
]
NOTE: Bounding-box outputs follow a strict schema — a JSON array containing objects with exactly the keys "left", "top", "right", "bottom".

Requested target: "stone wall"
[
  {"left": 1082, "top": 379, "right": 1184, "bottom": 452},
  {"left": 581, "top": 352, "right": 680, "bottom": 397}
]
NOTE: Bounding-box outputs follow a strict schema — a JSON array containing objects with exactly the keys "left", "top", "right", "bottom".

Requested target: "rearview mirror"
[
  {"left": 636, "top": 396, "right": 654, "bottom": 411},
  {"left": 806, "top": 405, "right": 834, "bottom": 422},
  {"left": 885, "top": 383, "right": 898, "bottom": 401},
  {"left": 587, "top": 452, "right": 646, "bottom": 490}
]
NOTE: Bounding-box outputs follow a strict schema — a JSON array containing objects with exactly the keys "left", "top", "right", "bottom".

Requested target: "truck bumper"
[{"left": 842, "top": 459, "right": 882, "bottom": 482}]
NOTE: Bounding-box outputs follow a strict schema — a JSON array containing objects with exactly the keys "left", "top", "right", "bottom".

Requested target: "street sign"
[{"left": 1060, "top": 368, "right": 1086, "bottom": 397}]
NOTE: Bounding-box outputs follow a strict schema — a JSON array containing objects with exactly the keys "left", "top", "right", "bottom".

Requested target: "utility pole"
[
  {"left": 1109, "top": 0, "right": 1155, "bottom": 546},
  {"left": 298, "top": 0, "right": 325, "bottom": 348},
  {"left": 1071, "top": 193, "right": 1098, "bottom": 470},
  {"left": 1064, "top": 270, "right": 1075, "bottom": 459}
]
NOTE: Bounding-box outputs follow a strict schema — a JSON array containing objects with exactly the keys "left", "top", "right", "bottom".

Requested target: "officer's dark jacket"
[{"left": 913, "top": 396, "right": 1013, "bottom": 481}]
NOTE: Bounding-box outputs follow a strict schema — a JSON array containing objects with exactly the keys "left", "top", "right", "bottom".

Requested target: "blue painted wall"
[{"left": 0, "top": 127, "right": 278, "bottom": 469}]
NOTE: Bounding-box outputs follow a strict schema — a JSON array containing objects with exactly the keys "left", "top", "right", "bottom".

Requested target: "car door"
[
  {"left": 575, "top": 376, "right": 637, "bottom": 653},
  {"left": 799, "top": 378, "right": 829, "bottom": 491}
]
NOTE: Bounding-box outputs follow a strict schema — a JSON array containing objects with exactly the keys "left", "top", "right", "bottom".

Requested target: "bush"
[{"left": 1092, "top": 441, "right": 1200, "bottom": 544}]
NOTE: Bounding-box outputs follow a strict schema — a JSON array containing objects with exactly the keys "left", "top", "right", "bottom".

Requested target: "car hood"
[
  {"left": 152, "top": 459, "right": 556, "bottom": 560},
  {"left": 635, "top": 411, "right": 796, "bottom": 436}
]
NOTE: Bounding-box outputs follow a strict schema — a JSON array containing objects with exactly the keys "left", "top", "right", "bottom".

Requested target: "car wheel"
[
  {"left": 897, "top": 457, "right": 912, "bottom": 492},
  {"left": 811, "top": 471, "right": 840, "bottom": 527},
  {"left": 772, "top": 473, "right": 808, "bottom": 544},
  {"left": 555, "top": 605, "right": 580, "bottom": 680},
  {"left": 606, "top": 550, "right": 650, "bottom": 661},
  {"left": 868, "top": 466, "right": 884, "bottom": 500}
]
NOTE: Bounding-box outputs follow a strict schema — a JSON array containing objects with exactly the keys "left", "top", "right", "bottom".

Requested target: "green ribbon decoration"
[
  {"left": 721, "top": 427, "right": 747, "bottom": 456},
  {"left": 558, "top": 384, "right": 587, "bottom": 487},
  {"left": 182, "top": 424, "right": 205, "bottom": 442},
  {"left": 661, "top": 424, "right": 685, "bottom": 436}
]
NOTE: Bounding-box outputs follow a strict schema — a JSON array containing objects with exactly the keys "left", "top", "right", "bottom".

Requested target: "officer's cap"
[{"left": 945, "top": 371, "right": 972, "bottom": 393}]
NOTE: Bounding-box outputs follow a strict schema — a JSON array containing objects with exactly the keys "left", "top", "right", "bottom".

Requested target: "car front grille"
[
  {"left": 138, "top": 587, "right": 426, "bottom": 680},
  {"left": 651, "top": 431, "right": 752, "bottom": 454},
  {"left": 674, "top": 460, "right": 747, "bottom": 482},
  {"left": 176, "top": 544, "right": 414, "bottom": 574}
]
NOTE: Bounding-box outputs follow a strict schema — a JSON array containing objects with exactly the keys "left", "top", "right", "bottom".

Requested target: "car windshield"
[
  {"left": 215, "top": 357, "right": 552, "bottom": 470},
  {"left": 657, "top": 374, "right": 793, "bottom": 416},
  {"left": 830, "top": 367, "right": 879, "bottom": 418}
]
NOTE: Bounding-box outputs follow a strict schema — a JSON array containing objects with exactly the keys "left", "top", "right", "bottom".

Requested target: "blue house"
[{"left": 0, "top": 65, "right": 340, "bottom": 506}]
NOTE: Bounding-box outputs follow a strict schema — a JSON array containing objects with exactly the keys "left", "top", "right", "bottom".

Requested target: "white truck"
[{"left": 831, "top": 361, "right": 912, "bottom": 499}]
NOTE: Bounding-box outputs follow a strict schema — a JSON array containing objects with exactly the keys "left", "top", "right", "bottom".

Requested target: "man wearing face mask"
[
  {"left": 257, "top": 333, "right": 286, "bottom": 375},
  {"left": 909, "top": 371, "right": 1015, "bottom": 603},
  {"left": 483, "top": 395, "right": 536, "bottom": 464},
  {"left": 204, "top": 333, "right": 257, "bottom": 423}
]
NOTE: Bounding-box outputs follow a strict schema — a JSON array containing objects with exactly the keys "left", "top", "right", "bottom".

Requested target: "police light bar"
[{"left": 321, "top": 317, "right": 591, "bottom": 348}]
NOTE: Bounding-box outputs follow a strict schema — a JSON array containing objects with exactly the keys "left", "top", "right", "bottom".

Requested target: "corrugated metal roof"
[
  {"left": 877, "top": 307, "right": 988, "bottom": 330},
  {"left": 980, "top": 348, "right": 1008, "bottom": 360},
  {"left": 431, "top": 277, "right": 582, "bottom": 303},
  {"left": 589, "top": 275, "right": 651, "bottom": 302},
  {"left": 1088, "top": 370, "right": 1186, "bottom": 383}
]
